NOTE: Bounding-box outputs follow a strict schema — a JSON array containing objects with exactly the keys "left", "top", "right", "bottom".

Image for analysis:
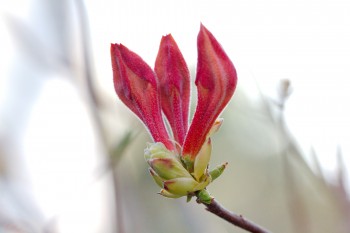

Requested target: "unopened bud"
[
  {"left": 164, "top": 177, "right": 199, "bottom": 196},
  {"left": 210, "top": 162, "right": 228, "bottom": 181}
]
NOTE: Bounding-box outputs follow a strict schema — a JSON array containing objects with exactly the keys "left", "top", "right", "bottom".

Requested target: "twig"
[
  {"left": 200, "top": 199, "right": 272, "bottom": 233},
  {"left": 73, "top": 1, "right": 125, "bottom": 232},
  {"left": 112, "top": 170, "right": 125, "bottom": 233}
]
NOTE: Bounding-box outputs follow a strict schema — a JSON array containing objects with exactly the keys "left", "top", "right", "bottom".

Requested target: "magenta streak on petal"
[
  {"left": 111, "top": 43, "right": 174, "bottom": 150},
  {"left": 155, "top": 34, "right": 190, "bottom": 146},
  {"left": 182, "top": 24, "right": 237, "bottom": 160}
]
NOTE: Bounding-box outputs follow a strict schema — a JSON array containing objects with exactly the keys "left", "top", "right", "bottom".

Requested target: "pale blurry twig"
[
  {"left": 281, "top": 143, "right": 310, "bottom": 233},
  {"left": 74, "top": 0, "right": 126, "bottom": 232},
  {"left": 109, "top": 131, "right": 137, "bottom": 166},
  {"left": 109, "top": 131, "right": 138, "bottom": 233},
  {"left": 4, "top": 15, "right": 71, "bottom": 71},
  {"left": 253, "top": 78, "right": 312, "bottom": 232},
  {"left": 275, "top": 80, "right": 311, "bottom": 232},
  {"left": 262, "top": 79, "right": 350, "bottom": 232},
  {"left": 334, "top": 147, "right": 350, "bottom": 231},
  {"left": 74, "top": 0, "right": 105, "bottom": 142},
  {"left": 199, "top": 198, "right": 272, "bottom": 233},
  {"left": 310, "top": 147, "right": 327, "bottom": 186}
]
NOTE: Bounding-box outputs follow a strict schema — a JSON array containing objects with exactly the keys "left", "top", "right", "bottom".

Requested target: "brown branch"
[{"left": 201, "top": 199, "right": 272, "bottom": 233}]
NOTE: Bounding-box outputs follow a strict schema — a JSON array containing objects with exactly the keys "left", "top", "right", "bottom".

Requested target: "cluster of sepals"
[{"left": 111, "top": 24, "right": 237, "bottom": 203}]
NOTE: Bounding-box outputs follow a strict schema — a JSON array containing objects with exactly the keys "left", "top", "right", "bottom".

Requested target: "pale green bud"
[
  {"left": 144, "top": 142, "right": 172, "bottom": 161},
  {"left": 163, "top": 177, "right": 199, "bottom": 196},
  {"left": 145, "top": 141, "right": 226, "bottom": 200},
  {"left": 192, "top": 138, "right": 212, "bottom": 181},
  {"left": 148, "top": 157, "right": 192, "bottom": 180}
]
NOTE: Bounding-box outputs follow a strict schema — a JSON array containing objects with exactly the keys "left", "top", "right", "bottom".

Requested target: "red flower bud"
[
  {"left": 155, "top": 34, "right": 190, "bottom": 145},
  {"left": 182, "top": 24, "right": 237, "bottom": 161},
  {"left": 112, "top": 25, "right": 236, "bottom": 199},
  {"left": 111, "top": 43, "right": 174, "bottom": 150}
]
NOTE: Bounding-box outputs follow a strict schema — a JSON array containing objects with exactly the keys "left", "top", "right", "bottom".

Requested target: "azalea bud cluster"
[{"left": 111, "top": 24, "right": 237, "bottom": 201}]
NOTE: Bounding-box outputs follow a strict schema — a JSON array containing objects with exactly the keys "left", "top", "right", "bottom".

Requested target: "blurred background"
[{"left": 1, "top": 0, "right": 350, "bottom": 232}]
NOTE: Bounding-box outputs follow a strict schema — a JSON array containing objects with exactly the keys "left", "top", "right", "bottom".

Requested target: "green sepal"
[
  {"left": 181, "top": 155, "right": 194, "bottom": 173},
  {"left": 193, "top": 175, "right": 212, "bottom": 191},
  {"left": 158, "top": 189, "right": 182, "bottom": 198},
  {"left": 197, "top": 189, "right": 213, "bottom": 204},
  {"left": 148, "top": 167, "right": 164, "bottom": 188},
  {"left": 163, "top": 177, "right": 199, "bottom": 196},
  {"left": 192, "top": 138, "right": 212, "bottom": 181},
  {"left": 209, "top": 162, "right": 228, "bottom": 181},
  {"left": 148, "top": 157, "right": 192, "bottom": 180},
  {"left": 186, "top": 194, "right": 193, "bottom": 202}
]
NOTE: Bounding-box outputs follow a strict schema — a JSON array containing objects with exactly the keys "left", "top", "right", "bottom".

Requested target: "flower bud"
[
  {"left": 112, "top": 24, "right": 237, "bottom": 201},
  {"left": 111, "top": 44, "right": 174, "bottom": 150},
  {"left": 182, "top": 24, "right": 237, "bottom": 161},
  {"left": 155, "top": 34, "right": 190, "bottom": 146}
]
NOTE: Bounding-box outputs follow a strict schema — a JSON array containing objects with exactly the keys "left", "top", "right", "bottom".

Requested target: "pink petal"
[
  {"left": 182, "top": 24, "right": 237, "bottom": 161},
  {"left": 111, "top": 43, "right": 174, "bottom": 150},
  {"left": 155, "top": 34, "right": 190, "bottom": 146}
]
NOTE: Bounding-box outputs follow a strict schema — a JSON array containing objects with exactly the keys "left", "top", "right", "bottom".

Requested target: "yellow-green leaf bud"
[{"left": 209, "top": 162, "right": 228, "bottom": 181}]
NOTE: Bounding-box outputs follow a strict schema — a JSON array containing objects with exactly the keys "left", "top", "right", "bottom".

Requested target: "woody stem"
[{"left": 199, "top": 198, "right": 272, "bottom": 233}]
